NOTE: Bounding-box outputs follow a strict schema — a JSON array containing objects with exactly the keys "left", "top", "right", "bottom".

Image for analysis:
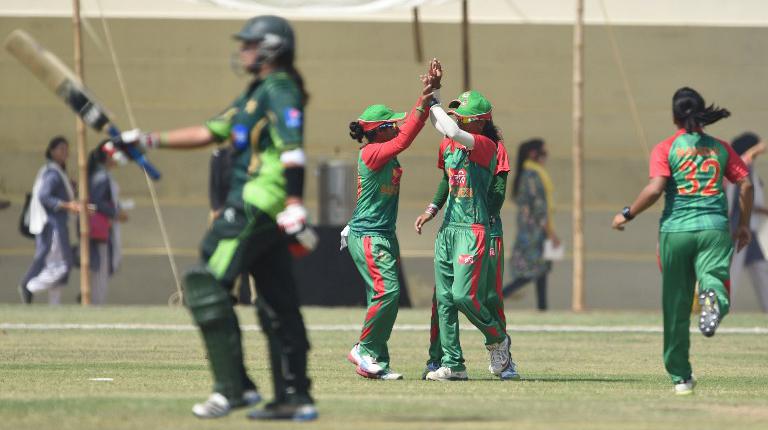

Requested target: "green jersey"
[
  {"left": 438, "top": 135, "right": 498, "bottom": 227},
  {"left": 649, "top": 129, "right": 749, "bottom": 233},
  {"left": 349, "top": 106, "right": 427, "bottom": 235},
  {"left": 206, "top": 72, "right": 303, "bottom": 218}
]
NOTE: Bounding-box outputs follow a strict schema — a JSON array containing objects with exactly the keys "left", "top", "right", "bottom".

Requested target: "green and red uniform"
[
  {"left": 427, "top": 141, "right": 510, "bottom": 365},
  {"left": 347, "top": 102, "right": 428, "bottom": 371},
  {"left": 650, "top": 128, "right": 748, "bottom": 383},
  {"left": 433, "top": 135, "right": 506, "bottom": 372}
]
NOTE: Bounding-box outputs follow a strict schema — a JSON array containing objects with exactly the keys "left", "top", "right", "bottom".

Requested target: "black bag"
[{"left": 19, "top": 192, "right": 35, "bottom": 239}]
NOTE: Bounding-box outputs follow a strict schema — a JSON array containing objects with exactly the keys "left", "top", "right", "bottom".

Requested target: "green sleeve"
[
  {"left": 264, "top": 78, "right": 303, "bottom": 152},
  {"left": 487, "top": 171, "right": 509, "bottom": 216},
  {"left": 432, "top": 172, "right": 449, "bottom": 209},
  {"left": 205, "top": 103, "right": 240, "bottom": 142}
]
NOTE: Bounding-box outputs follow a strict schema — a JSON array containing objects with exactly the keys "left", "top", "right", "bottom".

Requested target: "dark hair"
[
  {"left": 45, "top": 135, "right": 68, "bottom": 160},
  {"left": 480, "top": 120, "right": 500, "bottom": 143},
  {"left": 512, "top": 138, "right": 545, "bottom": 198},
  {"left": 274, "top": 52, "right": 309, "bottom": 107},
  {"left": 732, "top": 132, "right": 761, "bottom": 156},
  {"left": 87, "top": 139, "right": 110, "bottom": 178},
  {"left": 672, "top": 87, "right": 730, "bottom": 134},
  {"left": 349, "top": 121, "right": 376, "bottom": 144}
]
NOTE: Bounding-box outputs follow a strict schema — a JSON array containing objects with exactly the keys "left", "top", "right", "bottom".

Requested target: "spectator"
[
  {"left": 19, "top": 136, "right": 79, "bottom": 304},
  {"left": 502, "top": 138, "right": 559, "bottom": 310},
  {"left": 86, "top": 140, "right": 127, "bottom": 305},
  {"left": 728, "top": 132, "right": 768, "bottom": 312}
]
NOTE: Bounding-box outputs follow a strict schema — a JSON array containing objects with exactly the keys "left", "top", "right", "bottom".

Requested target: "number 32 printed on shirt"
[{"left": 677, "top": 159, "right": 721, "bottom": 196}]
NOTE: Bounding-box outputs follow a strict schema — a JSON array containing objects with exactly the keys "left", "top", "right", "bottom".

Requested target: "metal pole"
[
  {"left": 72, "top": 0, "right": 91, "bottom": 305},
  {"left": 461, "top": 0, "right": 470, "bottom": 91},
  {"left": 412, "top": 7, "right": 423, "bottom": 63},
  {"left": 571, "top": 0, "right": 585, "bottom": 312}
]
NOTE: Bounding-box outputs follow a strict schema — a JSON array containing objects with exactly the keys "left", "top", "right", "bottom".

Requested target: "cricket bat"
[{"left": 4, "top": 29, "right": 161, "bottom": 180}]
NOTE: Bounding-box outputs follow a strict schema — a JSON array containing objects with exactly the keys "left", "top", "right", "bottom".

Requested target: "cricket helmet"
[{"left": 234, "top": 15, "right": 296, "bottom": 73}]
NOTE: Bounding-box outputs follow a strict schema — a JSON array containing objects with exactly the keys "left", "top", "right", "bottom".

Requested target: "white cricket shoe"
[
  {"left": 380, "top": 370, "right": 404, "bottom": 380},
  {"left": 486, "top": 335, "right": 511, "bottom": 375},
  {"left": 192, "top": 392, "right": 230, "bottom": 418},
  {"left": 674, "top": 377, "right": 696, "bottom": 396},
  {"left": 425, "top": 366, "right": 468, "bottom": 381},
  {"left": 499, "top": 362, "right": 521, "bottom": 380},
  {"left": 348, "top": 343, "right": 383, "bottom": 375}
]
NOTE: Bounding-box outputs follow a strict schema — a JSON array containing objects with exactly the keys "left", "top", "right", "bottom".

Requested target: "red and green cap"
[
  {"left": 447, "top": 90, "right": 493, "bottom": 120},
  {"left": 357, "top": 104, "right": 406, "bottom": 132}
]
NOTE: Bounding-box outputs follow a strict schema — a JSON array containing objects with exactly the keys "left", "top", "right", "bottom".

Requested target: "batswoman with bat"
[{"left": 121, "top": 16, "right": 317, "bottom": 421}]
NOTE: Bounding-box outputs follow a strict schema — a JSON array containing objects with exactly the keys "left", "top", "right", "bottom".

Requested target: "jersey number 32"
[{"left": 677, "top": 159, "right": 720, "bottom": 196}]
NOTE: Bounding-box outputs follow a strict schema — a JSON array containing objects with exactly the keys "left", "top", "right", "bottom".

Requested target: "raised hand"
[
  {"left": 429, "top": 58, "right": 442, "bottom": 89},
  {"left": 419, "top": 74, "right": 434, "bottom": 109}
]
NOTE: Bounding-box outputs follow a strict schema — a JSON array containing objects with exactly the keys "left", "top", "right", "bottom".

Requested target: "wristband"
[
  {"left": 621, "top": 206, "right": 634, "bottom": 221},
  {"left": 425, "top": 203, "right": 439, "bottom": 217}
]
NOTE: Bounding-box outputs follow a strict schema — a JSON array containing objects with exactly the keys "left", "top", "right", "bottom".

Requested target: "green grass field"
[{"left": 1, "top": 305, "right": 767, "bottom": 430}]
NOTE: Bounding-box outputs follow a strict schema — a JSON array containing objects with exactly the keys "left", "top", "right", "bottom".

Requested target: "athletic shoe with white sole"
[
  {"left": 486, "top": 335, "right": 511, "bottom": 375},
  {"left": 421, "top": 362, "right": 440, "bottom": 380},
  {"left": 348, "top": 344, "right": 384, "bottom": 375},
  {"left": 698, "top": 290, "right": 721, "bottom": 337},
  {"left": 247, "top": 397, "right": 318, "bottom": 422},
  {"left": 192, "top": 392, "right": 231, "bottom": 418},
  {"left": 674, "top": 377, "right": 696, "bottom": 396},
  {"left": 425, "top": 366, "right": 468, "bottom": 381}
]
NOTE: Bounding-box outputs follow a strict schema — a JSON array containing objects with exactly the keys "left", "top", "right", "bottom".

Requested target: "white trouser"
[
  {"left": 730, "top": 249, "right": 768, "bottom": 312},
  {"left": 27, "top": 229, "right": 67, "bottom": 305},
  {"left": 90, "top": 242, "right": 110, "bottom": 305}
]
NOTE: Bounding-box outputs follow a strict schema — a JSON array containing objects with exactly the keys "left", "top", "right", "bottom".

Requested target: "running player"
[
  {"left": 343, "top": 76, "right": 434, "bottom": 380},
  {"left": 124, "top": 16, "right": 317, "bottom": 420},
  {"left": 415, "top": 115, "right": 520, "bottom": 381},
  {"left": 612, "top": 87, "right": 753, "bottom": 395},
  {"left": 421, "top": 59, "right": 513, "bottom": 381}
]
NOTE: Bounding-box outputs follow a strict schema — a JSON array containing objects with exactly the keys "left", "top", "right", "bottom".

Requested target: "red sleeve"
[
  {"left": 468, "top": 135, "right": 496, "bottom": 169},
  {"left": 649, "top": 139, "right": 673, "bottom": 178},
  {"left": 494, "top": 141, "right": 511, "bottom": 174},
  {"left": 720, "top": 139, "right": 750, "bottom": 183},
  {"left": 437, "top": 138, "right": 450, "bottom": 170},
  {"left": 361, "top": 104, "right": 428, "bottom": 171}
]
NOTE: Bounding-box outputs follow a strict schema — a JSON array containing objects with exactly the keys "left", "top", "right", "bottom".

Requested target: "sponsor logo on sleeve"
[
  {"left": 231, "top": 124, "right": 249, "bottom": 151},
  {"left": 284, "top": 107, "right": 303, "bottom": 129}
]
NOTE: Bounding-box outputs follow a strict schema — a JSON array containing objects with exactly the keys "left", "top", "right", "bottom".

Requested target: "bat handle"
[{"left": 107, "top": 125, "right": 162, "bottom": 181}]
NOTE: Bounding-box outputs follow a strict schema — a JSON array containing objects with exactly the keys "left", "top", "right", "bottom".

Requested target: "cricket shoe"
[
  {"left": 347, "top": 344, "right": 384, "bottom": 375},
  {"left": 425, "top": 366, "right": 468, "bottom": 381},
  {"left": 247, "top": 396, "right": 318, "bottom": 422},
  {"left": 674, "top": 377, "right": 696, "bottom": 396},
  {"left": 698, "top": 289, "right": 721, "bottom": 337},
  {"left": 242, "top": 389, "right": 262, "bottom": 406},
  {"left": 192, "top": 393, "right": 231, "bottom": 418},
  {"left": 356, "top": 366, "right": 404, "bottom": 380},
  {"left": 486, "top": 335, "right": 511, "bottom": 375},
  {"left": 421, "top": 362, "right": 440, "bottom": 380},
  {"left": 498, "top": 361, "right": 521, "bottom": 381}
]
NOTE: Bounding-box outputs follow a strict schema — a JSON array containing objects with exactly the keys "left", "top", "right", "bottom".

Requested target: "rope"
[
  {"left": 598, "top": 0, "right": 650, "bottom": 158},
  {"left": 90, "top": 0, "right": 184, "bottom": 305}
]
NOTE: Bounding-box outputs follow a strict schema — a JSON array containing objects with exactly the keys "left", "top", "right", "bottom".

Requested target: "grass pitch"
[{"left": 0, "top": 305, "right": 766, "bottom": 430}]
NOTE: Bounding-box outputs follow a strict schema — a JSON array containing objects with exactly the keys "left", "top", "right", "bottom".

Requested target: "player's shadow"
[{"left": 519, "top": 377, "right": 641, "bottom": 383}]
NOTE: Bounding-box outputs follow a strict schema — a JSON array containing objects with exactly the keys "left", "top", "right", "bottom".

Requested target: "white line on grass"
[{"left": 0, "top": 323, "right": 766, "bottom": 334}]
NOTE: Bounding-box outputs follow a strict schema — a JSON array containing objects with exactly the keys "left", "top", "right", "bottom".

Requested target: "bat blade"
[{"left": 4, "top": 29, "right": 112, "bottom": 132}]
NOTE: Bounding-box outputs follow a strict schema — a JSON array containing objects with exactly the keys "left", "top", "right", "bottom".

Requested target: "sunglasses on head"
[
  {"left": 376, "top": 122, "right": 398, "bottom": 131},
  {"left": 455, "top": 116, "right": 484, "bottom": 124}
]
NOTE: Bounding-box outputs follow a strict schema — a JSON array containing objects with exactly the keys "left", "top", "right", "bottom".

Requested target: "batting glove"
[
  {"left": 121, "top": 129, "right": 160, "bottom": 151},
  {"left": 276, "top": 203, "right": 308, "bottom": 235}
]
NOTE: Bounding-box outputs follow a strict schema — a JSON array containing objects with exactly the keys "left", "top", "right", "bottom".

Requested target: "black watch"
[{"left": 621, "top": 206, "right": 634, "bottom": 221}]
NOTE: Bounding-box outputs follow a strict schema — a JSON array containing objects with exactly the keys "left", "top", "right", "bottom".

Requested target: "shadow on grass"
[{"left": 521, "top": 377, "right": 641, "bottom": 383}]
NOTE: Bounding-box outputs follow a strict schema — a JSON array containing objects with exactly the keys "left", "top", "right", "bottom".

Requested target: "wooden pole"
[
  {"left": 571, "top": 0, "right": 585, "bottom": 312},
  {"left": 412, "top": 7, "right": 423, "bottom": 63},
  {"left": 72, "top": 0, "right": 91, "bottom": 305},
  {"left": 461, "top": 0, "right": 470, "bottom": 91}
]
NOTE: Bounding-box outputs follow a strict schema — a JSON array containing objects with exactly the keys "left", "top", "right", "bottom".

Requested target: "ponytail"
[
  {"left": 349, "top": 122, "right": 366, "bottom": 143},
  {"left": 481, "top": 119, "right": 500, "bottom": 143},
  {"left": 273, "top": 52, "right": 309, "bottom": 107},
  {"left": 512, "top": 138, "right": 544, "bottom": 198},
  {"left": 672, "top": 87, "right": 730, "bottom": 134}
]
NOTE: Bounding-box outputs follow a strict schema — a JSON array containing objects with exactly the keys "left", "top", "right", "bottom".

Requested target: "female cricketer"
[
  {"left": 420, "top": 60, "right": 513, "bottom": 381},
  {"left": 415, "top": 121, "right": 520, "bottom": 381},
  {"left": 612, "top": 87, "right": 753, "bottom": 395},
  {"left": 343, "top": 78, "right": 434, "bottom": 380},
  {"left": 124, "top": 16, "right": 316, "bottom": 420}
]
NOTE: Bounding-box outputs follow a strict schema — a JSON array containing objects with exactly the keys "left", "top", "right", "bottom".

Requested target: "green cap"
[
  {"left": 447, "top": 90, "right": 492, "bottom": 117},
  {"left": 358, "top": 104, "right": 406, "bottom": 122}
]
